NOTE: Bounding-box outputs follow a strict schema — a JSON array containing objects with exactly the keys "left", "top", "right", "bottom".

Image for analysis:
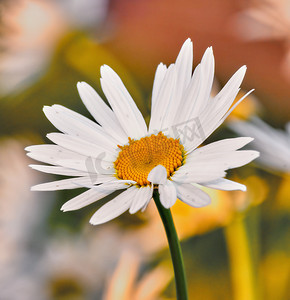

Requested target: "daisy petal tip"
[
  {"left": 89, "top": 219, "right": 97, "bottom": 226},
  {"left": 239, "top": 136, "right": 255, "bottom": 147},
  {"left": 254, "top": 151, "right": 260, "bottom": 159},
  {"left": 77, "top": 81, "right": 87, "bottom": 88},
  {"left": 60, "top": 204, "right": 71, "bottom": 212},
  {"left": 183, "top": 38, "right": 193, "bottom": 47},
  {"left": 147, "top": 165, "right": 167, "bottom": 185},
  {"left": 128, "top": 207, "right": 137, "bottom": 215},
  {"left": 43, "top": 107, "right": 52, "bottom": 118},
  {"left": 26, "top": 152, "right": 33, "bottom": 158},
  {"left": 248, "top": 150, "right": 260, "bottom": 160},
  {"left": 203, "top": 198, "right": 212, "bottom": 207},
  {"left": 60, "top": 201, "right": 78, "bottom": 212},
  {"left": 240, "top": 65, "right": 247, "bottom": 74},
  {"left": 100, "top": 64, "right": 111, "bottom": 76},
  {"left": 163, "top": 201, "right": 174, "bottom": 210},
  {"left": 46, "top": 133, "right": 52, "bottom": 139},
  {"left": 197, "top": 195, "right": 212, "bottom": 208},
  {"left": 89, "top": 217, "right": 102, "bottom": 226},
  {"left": 241, "top": 185, "right": 247, "bottom": 192},
  {"left": 30, "top": 185, "right": 38, "bottom": 191},
  {"left": 204, "top": 46, "right": 214, "bottom": 56},
  {"left": 42, "top": 105, "right": 50, "bottom": 111}
]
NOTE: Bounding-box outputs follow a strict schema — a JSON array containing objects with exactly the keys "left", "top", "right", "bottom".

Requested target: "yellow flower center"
[{"left": 115, "top": 132, "right": 184, "bottom": 186}]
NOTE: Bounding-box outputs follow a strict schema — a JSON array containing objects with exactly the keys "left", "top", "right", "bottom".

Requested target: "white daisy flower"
[
  {"left": 230, "top": 117, "right": 290, "bottom": 173},
  {"left": 26, "top": 38, "right": 259, "bottom": 225}
]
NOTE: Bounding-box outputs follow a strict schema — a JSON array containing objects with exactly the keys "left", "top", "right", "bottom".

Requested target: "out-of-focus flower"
[
  {"left": 57, "top": 0, "right": 109, "bottom": 30},
  {"left": 230, "top": 117, "right": 290, "bottom": 173},
  {"left": 0, "top": 0, "right": 66, "bottom": 95},
  {"left": 233, "top": 0, "right": 290, "bottom": 42},
  {"left": 0, "top": 139, "right": 47, "bottom": 265},
  {"left": 39, "top": 235, "right": 123, "bottom": 299},
  {"left": 26, "top": 39, "right": 258, "bottom": 225},
  {"left": 0, "top": 139, "right": 51, "bottom": 299},
  {"left": 232, "top": 0, "right": 290, "bottom": 79},
  {"left": 0, "top": 0, "right": 109, "bottom": 96},
  {"left": 103, "top": 250, "right": 172, "bottom": 300}
]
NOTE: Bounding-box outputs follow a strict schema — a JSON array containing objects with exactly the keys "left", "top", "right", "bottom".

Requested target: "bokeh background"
[{"left": 0, "top": 0, "right": 289, "bottom": 299}]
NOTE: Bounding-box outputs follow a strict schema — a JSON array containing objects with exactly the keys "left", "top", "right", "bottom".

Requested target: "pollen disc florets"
[{"left": 115, "top": 132, "right": 184, "bottom": 186}]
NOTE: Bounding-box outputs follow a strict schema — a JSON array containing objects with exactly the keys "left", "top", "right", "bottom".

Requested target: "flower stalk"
[{"left": 153, "top": 189, "right": 188, "bottom": 300}]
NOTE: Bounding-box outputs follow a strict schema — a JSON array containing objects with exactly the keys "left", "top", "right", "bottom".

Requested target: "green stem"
[{"left": 153, "top": 189, "right": 188, "bottom": 300}]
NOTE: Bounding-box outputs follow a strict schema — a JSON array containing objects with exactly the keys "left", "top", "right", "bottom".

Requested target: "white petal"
[
  {"left": 200, "top": 71, "right": 250, "bottom": 139},
  {"left": 226, "top": 150, "right": 260, "bottom": 168},
  {"left": 190, "top": 47, "right": 215, "bottom": 116},
  {"left": 147, "top": 165, "right": 167, "bottom": 184},
  {"left": 158, "top": 69, "right": 178, "bottom": 131},
  {"left": 129, "top": 185, "right": 153, "bottom": 214},
  {"left": 173, "top": 47, "right": 214, "bottom": 140},
  {"left": 31, "top": 176, "right": 97, "bottom": 191},
  {"left": 161, "top": 39, "right": 193, "bottom": 130},
  {"left": 174, "top": 183, "right": 211, "bottom": 207},
  {"left": 151, "top": 63, "right": 167, "bottom": 112},
  {"left": 100, "top": 65, "right": 147, "bottom": 139},
  {"left": 149, "top": 64, "right": 176, "bottom": 133},
  {"left": 185, "top": 66, "right": 248, "bottom": 153},
  {"left": 43, "top": 105, "right": 118, "bottom": 150},
  {"left": 212, "top": 66, "right": 247, "bottom": 113},
  {"left": 89, "top": 187, "right": 137, "bottom": 225},
  {"left": 29, "top": 164, "right": 88, "bottom": 177},
  {"left": 186, "top": 150, "right": 260, "bottom": 169},
  {"left": 190, "top": 137, "right": 254, "bottom": 155},
  {"left": 61, "top": 183, "right": 124, "bottom": 212},
  {"left": 75, "top": 179, "right": 135, "bottom": 190},
  {"left": 177, "top": 151, "right": 259, "bottom": 184},
  {"left": 26, "top": 144, "right": 115, "bottom": 174},
  {"left": 56, "top": 157, "right": 115, "bottom": 174},
  {"left": 77, "top": 82, "right": 128, "bottom": 143},
  {"left": 172, "top": 148, "right": 259, "bottom": 185},
  {"left": 159, "top": 180, "right": 177, "bottom": 209},
  {"left": 174, "top": 38, "right": 193, "bottom": 94},
  {"left": 47, "top": 133, "right": 116, "bottom": 160},
  {"left": 174, "top": 64, "right": 201, "bottom": 126},
  {"left": 220, "top": 89, "right": 254, "bottom": 123},
  {"left": 26, "top": 144, "right": 85, "bottom": 166},
  {"left": 172, "top": 163, "right": 227, "bottom": 183},
  {"left": 150, "top": 39, "right": 193, "bottom": 133},
  {"left": 200, "top": 178, "right": 246, "bottom": 191}
]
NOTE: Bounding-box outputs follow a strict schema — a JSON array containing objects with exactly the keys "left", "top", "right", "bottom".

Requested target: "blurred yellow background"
[{"left": 0, "top": 0, "right": 289, "bottom": 299}]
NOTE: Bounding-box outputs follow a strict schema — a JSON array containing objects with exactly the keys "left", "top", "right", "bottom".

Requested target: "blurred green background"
[{"left": 0, "top": 0, "right": 289, "bottom": 299}]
